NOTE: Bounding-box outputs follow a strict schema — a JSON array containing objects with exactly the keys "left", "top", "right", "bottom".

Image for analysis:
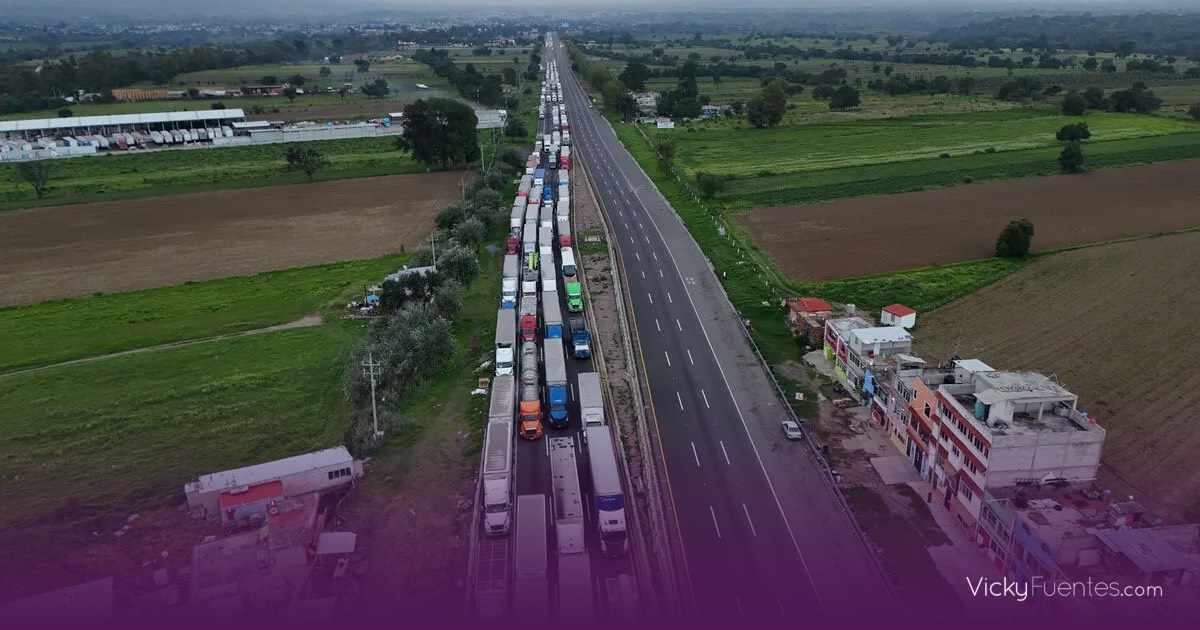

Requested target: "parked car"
[{"left": 782, "top": 420, "right": 804, "bottom": 440}]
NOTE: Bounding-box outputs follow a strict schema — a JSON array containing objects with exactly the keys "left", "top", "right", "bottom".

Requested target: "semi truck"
[
  {"left": 502, "top": 278, "right": 518, "bottom": 309},
  {"left": 565, "top": 282, "right": 583, "bottom": 313},
  {"left": 556, "top": 219, "right": 572, "bottom": 247},
  {"left": 558, "top": 172, "right": 569, "bottom": 188},
  {"left": 569, "top": 317, "right": 591, "bottom": 360},
  {"left": 513, "top": 495, "right": 550, "bottom": 622},
  {"left": 519, "top": 296, "right": 538, "bottom": 343},
  {"left": 549, "top": 437, "right": 594, "bottom": 624},
  {"left": 543, "top": 295, "right": 563, "bottom": 339},
  {"left": 556, "top": 198, "right": 570, "bottom": 220},
  {"left": 519, "top": 342, "right": 543, "bottom": 440},
  {"left": 577, "top": 372, "right": 603, "bottom": 427},
  {"left": 540, "top": 258, "right": 556, "bottom": 294},
  {"left": 538, "top": 225, "right": 553, "bottom": 249},
  {"left": 473, "top": 538, "right": 509, "bottom": 620},
  {"left": 481, "top": 418, "right": 514, "bottom": 535},
  {"left": 584, "top": 426, "right": 630, "bottom": 556},
  {"left": 540, "top": 205, "right": 553, "bottom": 229},
  {"left": 523, "top": 221, "right": 538, "bottom": 255},
  {"left": 543, "top": 338, "right": 569, "bottom": 427},
  {"left": 534, "top": 168, "right": 545, "bottom": 188},
  {"left": 495, "top": 309, "right": 517, "bottom": 375}
]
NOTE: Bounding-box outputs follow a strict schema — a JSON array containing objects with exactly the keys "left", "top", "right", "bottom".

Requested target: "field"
[
  {"left": 738, "top": 158, "right": 1200, "bottom": 282},
  {"left": 913, "top": 232, "right": 1200, "bottom": 520},
  {"left": 0, "top": 256, "right": 408, "bottom": 373},
  {"left": 0, "top": 323, "right": 360, "bottom": 532},
  {"left": 0, "top": 136, "right": 428, "bottom": 209},
  {"left": 0, "top": 171, "right": 463, "bottom": 307}
]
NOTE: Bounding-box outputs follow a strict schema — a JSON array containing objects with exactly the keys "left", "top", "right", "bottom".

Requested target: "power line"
[{"left": 361, "top": 352, "right": 383, "bottom": 439}]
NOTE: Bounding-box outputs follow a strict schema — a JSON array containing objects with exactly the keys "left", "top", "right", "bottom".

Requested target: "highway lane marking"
[
  {"left": 621, "top": 178, "right": 834, "bottom": 621},
  {"left": 659, "top": 269, "right": 664, "bottom": 278},
  {"left": 702, "top": 389, "right": 709, "bottom": 408},
  {"left": 667, "top": 292, "right": 673, "bottom": 303},
  {"left": 675, "top": 318, "right": 682, "bottom": 331},
  {"left": 629, "top": 236, "right": 636, "bottom": 246},
  {"left": 709, "top": 506, "right": 722, "bottom": 539},
  {"left": 691, "top": 442, "right": 700, "bottom": 467},
  {"left": 736, "top": 598, "right": 745, "bottom": 620},
  {"left": 641, "top": 270, "right": 646, "bottom": 279},
  {"left": 777, "top": 599, "right": 786, "bottom": 619},
  {"left": 664, "top": 351, "right": 671, "bottom": 367},
  {"left": 647, "top": 293, "right": 654, "bottom": 304},
  {"left": 676, "top": 391, "right": 684, "bottom": 410},
  {"left": 624, "top": 222, "right": 630, "bottom": 229},
  {"left": 743, "top": 503, "right": 758, "bottom": 537},
  {"left": 687, "top": 349, "right": 694, "bottom": 365},
  {"left": 634, "top": 252, "right": 639, "bottom": 261},
  {"left": 655, "top": 318, "right": 661, "bottom": 332},
  {"left": 637, "top": 222, "right": 644, "bottom": 230},
  {"left": 720, "top": 440, "right": 730, "bottom": 464},
  {"left": 644, "top": 236, "right": 651, "bottom": 244},
  {"left": 570, "top": 383, "right": 575, "bottom": 402},
  {"left": 651, "top": 251, "right": 658, "bottom": 261}
]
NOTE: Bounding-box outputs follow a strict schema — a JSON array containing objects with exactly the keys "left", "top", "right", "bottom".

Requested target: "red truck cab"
[
  {"left": 519, "top": 314, "right": 537, "bottom": 342},
  {"left": 506, "top": 235, "right": 519, "bottom": 255}
]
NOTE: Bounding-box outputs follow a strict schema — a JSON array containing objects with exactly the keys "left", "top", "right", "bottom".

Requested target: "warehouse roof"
[{"left": 0, "top": 109, "right": 245, "bottom": 134}]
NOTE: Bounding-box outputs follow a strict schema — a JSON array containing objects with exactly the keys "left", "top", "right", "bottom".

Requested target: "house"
[
  {"left": 783, "top": 297, "right": 833, "bottom": 346},
  {"left": 880, "top": 303, "right": 916, "bottom": 328},
  {"left": 631, "top": 91, "right": 660, "bottom": 114},
  {"left": 184, "top": 446, "right": 363, "bottom": 521}
]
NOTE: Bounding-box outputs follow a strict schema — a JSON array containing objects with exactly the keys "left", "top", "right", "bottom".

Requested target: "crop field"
[
  {"left": 657, "top": 108, "right": 1197, "bottom": 179},
  {"left": 0, "top": 136, "right": 425, "bottom": 208},
  {"left": 738, "top": 158, "right": 1200, "bottom": 281},
  {"left": 0, "top": 255, "right": 407, "bottom": 373},
  {"left": 0, "top": 170, "right": 463, "bottom": 307},
  {"left": 0, "top": 322, "right": 359, "bottom": 532},
  {"left": 913, "top": 232, "right": 1200, "bottom": 521}
]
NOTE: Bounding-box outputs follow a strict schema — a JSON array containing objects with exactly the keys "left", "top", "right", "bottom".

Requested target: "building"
[
  {"left": 978, "top": 485, "right": 1200, "bottom": 613},
  {"left": 631, "top": 92, "right": 659, "bottom": 114},
  {"left": 184, "top": 446, "right": 363, "bottom": 522},
  {"left": 823, "top": 316, "right": 913, "bottom": 394},
  {"left": 0, "top": 109, "right": 247, "bottom": 161},
  {"left": 783, "top": 297, "right": 833, "bottom": 347},
  {"left": 240, "top": 85, "right": 284, "bottom": 96},
  {"left": 383, "top": 265, "right": 437, "bottom": 284},
  {"left": 880, "top": 303, "right": 916, "bottom": 329}
]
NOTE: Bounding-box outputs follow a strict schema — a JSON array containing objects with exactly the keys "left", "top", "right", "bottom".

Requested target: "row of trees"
[
  {"left": 341, "top": 153, "right": 521, "bottom": 454},
  {"left": 410, "top": 47, "right": 508, "bottom": 108},
  {"left": 1061, "top": 83, "right": 1163, "bottom": 115}
]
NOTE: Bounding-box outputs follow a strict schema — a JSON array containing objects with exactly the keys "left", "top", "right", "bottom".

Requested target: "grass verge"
[{"left": 0, "top": 255, "right": 407, "bottom": 373}]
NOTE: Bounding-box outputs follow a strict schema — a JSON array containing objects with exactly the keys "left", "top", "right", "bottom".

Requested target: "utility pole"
[
  {"left": 430, "top": 233, "right": 441, "bottom": 270},
  {"left": 361, "top": 353, "right": 383, "bottom": 439}
]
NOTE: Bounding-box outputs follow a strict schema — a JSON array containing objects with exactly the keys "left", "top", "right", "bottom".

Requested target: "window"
[
  {"left": 951, "top": 445, "right": 960, "bottom": 457},
  {"left": 923, "top": 402, "right": 932, "bottom": 418},
  {"left": 959, "top": 484, "right": 974, "bottom": 501},
  {"left": 328, "top": 467, "right": 352, "bottom": 480}
]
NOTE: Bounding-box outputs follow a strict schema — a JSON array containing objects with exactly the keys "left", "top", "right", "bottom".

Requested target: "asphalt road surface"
[{"left": 548, "top": 39, "right": 900, "bottom": 625}]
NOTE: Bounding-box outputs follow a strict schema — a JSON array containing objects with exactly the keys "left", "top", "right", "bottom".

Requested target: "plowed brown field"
[
  {"left": 0, "top": 171, "right": 465, "bottom": 307},
  {"left": 738, "top": 159, "right": 1200, "bottom": 282},
  {"left": 915, "top": 232, "right": 1200, "bottom": 520}
]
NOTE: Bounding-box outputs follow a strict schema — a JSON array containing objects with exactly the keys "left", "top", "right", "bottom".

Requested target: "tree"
[
  {"left": 1115, "top": 41, "right": 1136, "bottom": 58},
  {"left": 283, "top": 146, "right": 327, "bottom": 181},
  {"left": 288, "top": 74, "right": 306, "bottom": 86},
  {"left": 211, "top": 102, "right": 226, "bottom": 110},
  {"left": 1109, "top": 85, "right": 1162, "bottom": 113},
  {"left": 955, "top": 76, "right": 977, "bottom": 96},
  {"left": 1058, "top": 141, "right": 1085, "bottom": 173},
  {"left": 829, "top": 85, "right": 861, "bottom": 110},
  {"left": 501, "top": 67, "right": 517, "bottom": 86},
  {"left": 431, "top": 279, "right": 465, "bottom": 317},
  {"left": 337, "top": 86, "right": 349, "bottom": 99},
  {"left": 695, "top": 171, "right": 725, "bottom": 198},
  {"left": 1081, "top": 57, "right": 1099, "bottom": 71},
  {"left": 397, "top": 98, "right": 480, "bottom": 170},
  {"left": 1056, "top": 123, "right": 1091, "bottom": 142},
  {"left": 503, "top": 116, "right": 526, "bottom": 138},
  {"left": 1061, "top": 92, "right": 1088, "bottom": 116},
  {"left": 995, "top": 220, "right": 1035, "bottom": 258},
  {"left": 1189, "top": 103, "right": 1200, "bottom": 122},
  {"left": 319, "top": 66, "right": 332, "bottom": 78},
  {"left": 57, "top": 107, "right": 73, "bottom": 118},
  {"left": 283, "top": 86, "right": 299, "bottom": 102},
  {"left": 674, "top": 96, "right": 701, "bottom": 119},
  {"left": 746, "top": 96, "right": 768, "bottom": 128},
  {"left": 653, "top": 136, "right": 676, "bottom": 168},
  {"left": 755, "top": 79, "right": 787, "bottom": 127},
  {"left": 260, "top": 75, "right": 278, "bottom": 85},
  {"left": 1082, "top": 86, "right": 1106, "bottom": 109},
  {"left": 452, "top": 216, "right": 487, "bottom": 250},
  {"left": 618, "top": 62, "right": 650, "bottom": 91},
  {"left": 362, "top": 78, "right": 390, "bottom": 98},
  {"left": 14, "top": 160, "right": 53, "bottom": 198},
  {"left": 810, "top": 84, "right": 835, "bottom": 100},
  {"left": 354, "top": 58, "right": 371, "bottom": 73},
  {"left": 437, "top": 244, "right": 480, "bottom": 286},
  {"left": 930, "top": 75, "right": 953, "bottom": 94}
]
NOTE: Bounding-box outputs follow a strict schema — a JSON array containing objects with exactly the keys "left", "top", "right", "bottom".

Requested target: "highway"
[
  {"left": 548, "top": 38, "right": 900, "bottom": 624},
  {"left": 508, "top": 56, "right": 633, "bottom": 622}
]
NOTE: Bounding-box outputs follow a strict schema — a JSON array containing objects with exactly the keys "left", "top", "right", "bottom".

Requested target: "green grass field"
[
  {"left": 0, "top": 135, "right": 422, "bottom": 209},
  {"left": 0, "top": 255, "right": 407, "bottom": 373},
  {"left": 0, "top": 322, "right": 360, "bottom": 531}
]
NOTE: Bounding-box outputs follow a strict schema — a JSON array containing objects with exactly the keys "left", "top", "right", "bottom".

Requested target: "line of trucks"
[{"left": 473, "top": 51, "right": 632, "bottom": 623}]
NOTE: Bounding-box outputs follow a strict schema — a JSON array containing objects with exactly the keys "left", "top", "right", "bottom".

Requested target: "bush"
[
  {"left": 939, "top": 153, "right": 951, "bottom": 159},
  {"left": 995, "top": 219, "right": 1035, "bottom": 258}
]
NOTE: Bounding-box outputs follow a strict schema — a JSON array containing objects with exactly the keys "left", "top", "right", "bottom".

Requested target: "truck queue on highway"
[{"left": 471, "top": 45, "right": 634, "bottom": 624}]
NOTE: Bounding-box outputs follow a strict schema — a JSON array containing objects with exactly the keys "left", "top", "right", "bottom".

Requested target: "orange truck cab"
[{"left": 519, "top": 401, "right": 543, "bottom": 440}]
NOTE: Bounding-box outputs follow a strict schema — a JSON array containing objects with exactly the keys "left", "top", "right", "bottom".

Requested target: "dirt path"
[{"left": 0, "top": 314, "right": 323, "bottom": 378}]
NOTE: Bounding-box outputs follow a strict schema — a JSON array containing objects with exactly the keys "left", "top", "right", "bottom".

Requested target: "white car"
[{"left": 782, "top": 420, "right": 804, "bottom": 440}]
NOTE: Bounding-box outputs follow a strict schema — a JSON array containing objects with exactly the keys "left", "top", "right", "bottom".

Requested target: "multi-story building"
[{"left": 823, "top": 316, "right": 912, "bottom": 394}]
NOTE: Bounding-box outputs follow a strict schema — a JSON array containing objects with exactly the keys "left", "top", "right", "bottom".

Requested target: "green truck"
[{"left": 565, "top": 282, "right": 583, "bottom": 312}]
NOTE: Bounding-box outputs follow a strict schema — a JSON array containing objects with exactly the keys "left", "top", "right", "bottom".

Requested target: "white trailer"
[
  {"left": 495, "top": 309, "right": 517, "bottom": 376},
  {"left": 577, "top": 373, "right": 604, "bottom": 427},
  {"left": 550, "top": 437, "right": 593, "bottom": 624},
  {"left": 513, "top": 494, "right": 551, "bottom": 622},
  {"left": 585, "top": 425, "right": 630, "bottom": 556},
  {"left": 481, "top": 419, "right": 514, "bottom": 536}
]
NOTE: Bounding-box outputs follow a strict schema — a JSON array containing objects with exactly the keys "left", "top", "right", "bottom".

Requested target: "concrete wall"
[{"left": 987, "top": 431, "right": 1105, "bottom": 486}]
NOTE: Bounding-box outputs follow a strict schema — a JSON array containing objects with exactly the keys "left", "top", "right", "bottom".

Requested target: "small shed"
[
  {"left": 881, "top": 303, "right": 917, "bottom": 329},
  {"left": 783, "top": 298, "right": 833, "bottom": 346}
]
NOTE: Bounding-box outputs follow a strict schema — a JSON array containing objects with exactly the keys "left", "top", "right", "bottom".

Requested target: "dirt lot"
[
  {"left": 738, "top": 159, "right": 1200, "bottom": 282},
  {"left": 0, "top": 172, "right": 465, "bottom": 307},
  {"left": 245, "top": 102, "right": 408, "bottom": 123},
  {"left": 915, "top": 232, "right": 1200, "bottom": 521}
]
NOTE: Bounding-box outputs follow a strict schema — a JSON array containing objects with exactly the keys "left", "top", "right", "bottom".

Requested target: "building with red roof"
[{"left": 881, "top": 303, "right": 917, "bottom": 329}]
